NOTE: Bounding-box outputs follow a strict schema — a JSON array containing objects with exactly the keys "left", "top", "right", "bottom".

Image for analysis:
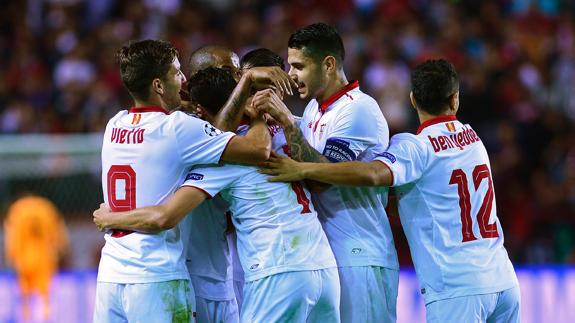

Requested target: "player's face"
[
  {"left": 288, "top": 47, "right": 326, "bottom": 100},
  {"left": 213, "top": 50, "right": 241, "bottom": 81},
  {"left": 162, "top": 57, "right": 186, "bottom": 110}
]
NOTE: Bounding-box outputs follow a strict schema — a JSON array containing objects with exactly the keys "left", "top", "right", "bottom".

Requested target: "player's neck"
[
  {"left": 317, "top": 71, "right": 348, "bottom": 103},
  {"left": 133, "top": 97, "right": 169, "bottom": 112},
  {"left": 417, "top": 110, "right": 456, "bottom": 125}
]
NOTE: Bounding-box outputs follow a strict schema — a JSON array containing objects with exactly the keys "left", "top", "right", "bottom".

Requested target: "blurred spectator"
[
  {"left": 3, "top": 195, "right": 69, "bottom": 321},
  {"left": 0, "top": 0, "right": 573, "bottom": 265}
]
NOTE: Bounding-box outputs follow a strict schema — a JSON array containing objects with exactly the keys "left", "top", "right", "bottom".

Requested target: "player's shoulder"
[
  {"left": 336, "top": 90, "right": 381, "bottom": 120},
  {"left": 390, "top": 132, "right": 428, "bottom": 151},
  {"left": 109, "top": 109, "right": 129, "bottom": 122},
  {"left": 169, "top": 111, "right": 225, "bottom": 136},
  {"left": 168, "top": 110, "right": 205, "bottom": 124},
  {"left": 105, "top": 110, "right": 128, "bottom": 128},
  {"left": 349, "top": 87, "right": 380, "bottom": 108}
]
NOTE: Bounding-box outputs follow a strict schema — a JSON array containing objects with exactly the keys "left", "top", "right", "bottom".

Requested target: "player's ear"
[
  {"left": 152, "top": 78, "right": 164, "bottom": 95},
  {"left": 323, "top": 56, "right": 337, "bottom": 74},
  {"left": 409, "top": 91, "right": 418, "bottom": 111},
  {"left": 449, "top": 91, "right": 459, "bottom": 113}
]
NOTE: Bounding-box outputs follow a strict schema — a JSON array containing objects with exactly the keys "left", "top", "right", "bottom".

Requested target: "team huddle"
[{"left": 93, "top": 23, "right": 521, "bottom": 323}]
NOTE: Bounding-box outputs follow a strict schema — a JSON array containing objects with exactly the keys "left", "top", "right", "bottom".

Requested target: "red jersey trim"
[
  {"left": 374, "top": 159, "right": 394, "bottom": 187},
  {"left": 319, "top": 80, "right": 359, "bottom": 112},
  {"left": 416, "top": 115, "right": 457, "bottom": 135},
  {"left": 129, "top": 106, "right": 169, "bottom": 114},
  {"left": 180, "top": 185, "right": 213, "bottom": 199}
]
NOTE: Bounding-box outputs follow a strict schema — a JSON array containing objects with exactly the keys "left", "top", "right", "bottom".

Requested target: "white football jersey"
[
  {"left": 375, "top": 115, "right": 519, "bottom": 304},
  {"left": 180, "top": 196, "right": 234, "bottom": 300},
  {"left": 299, "top": 81, "right": 398, "bottom": 269},
  {"left": 99, "top": 106, "right": 235, "bottom": 283},
  {"left": 181, "top": 129, "right": 336, "bottom": 282}
]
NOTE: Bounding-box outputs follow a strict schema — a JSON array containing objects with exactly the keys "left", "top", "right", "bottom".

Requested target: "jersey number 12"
[{"left": 449, "top": 164, "right": 499, "bottom": 243}]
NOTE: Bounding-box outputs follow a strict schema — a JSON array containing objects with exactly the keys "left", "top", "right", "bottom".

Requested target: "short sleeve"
[
  {"left": 181, "top": 164, "right": 239, "bottom": 197},
  {"left": 374, "top": 133, "right": 428, "bottom": 186},
  {"left": 172, "top": 112, "right": 235, "bottom": 166},
  {"left": 323, "top": 100, "right": 387, "bottom": 162}
]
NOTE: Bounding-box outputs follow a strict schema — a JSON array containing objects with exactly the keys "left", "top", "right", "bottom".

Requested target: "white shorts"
[
  {"left": 195, "top": 296, "right": 239, "bottom": 323},
  {"left": 93, "top": 280, "right": 194, "bottom": 323},
  {"left": 241, "top": 268, "right": 340, "bottom": 323},
  {"left": 425, "top": 286, "right": 521, "bottom": 323},
  {"left": 338, "top": 266, "right": 399, "bottom": 323}
]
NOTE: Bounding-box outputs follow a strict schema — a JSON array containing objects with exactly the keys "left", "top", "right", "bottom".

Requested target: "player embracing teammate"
[
  {"left": 94, "top": 24, "right": 520, "bottom": 323},
  {"left": 261, "top": 59, "right": 521, "bottom": 323}
]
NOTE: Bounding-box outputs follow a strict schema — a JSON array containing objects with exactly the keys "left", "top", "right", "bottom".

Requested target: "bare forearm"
[
  {"left": 239, "top": 118, "right": 272, "bottom": 163},
  {"left": 213, "top": 75, "right": 251, "bottom": 131},
  {"left": 301, "top": 161, "right": 392, "bottom": 187},
  {"left": 283, "top": 123, "right": 329, "bottom": 163},
  {"left": 247, "top": 118, "right": 272, "bottom": 150},
  {"left": 102, "top": 206, "right": 169, "bottom": 233}
]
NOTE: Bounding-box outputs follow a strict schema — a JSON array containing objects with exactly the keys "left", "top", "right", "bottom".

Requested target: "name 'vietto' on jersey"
[{"left": 99, "top": 106, "right": 235, "bottom": 284}]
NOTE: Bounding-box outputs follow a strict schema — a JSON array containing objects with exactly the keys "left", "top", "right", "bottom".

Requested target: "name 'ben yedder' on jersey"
[
  {"left": 99, "top": 106, "right": 235, "bottom": 283},
  {"left": 375, "top": 115, "right": 518, "bottom": 304}
]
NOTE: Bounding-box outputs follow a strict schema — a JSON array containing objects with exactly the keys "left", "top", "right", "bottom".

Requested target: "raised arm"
[
  {"left": 259, "top": 152, "right": 393, "bottom": 187},
  {"left": 213, "top": 67, "right": 297, "bottom": 132},
  {"left": 93, "top": 187, "right": 208, "bottom": 233},
  {"left": 253, "top": 89, "right": 329, "bottom": 164}
]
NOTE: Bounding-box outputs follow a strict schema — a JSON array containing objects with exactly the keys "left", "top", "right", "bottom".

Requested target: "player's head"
[
  {"left": 187, "top": 67, "right": 237, "bottom": 121},
  {"left": 410, "top": 59, "right": 459, "bottom": 116},
  {"left": 117, "top": 40, "right": 185, "bottom": 110},
  {"left": 240, "top": 48, "right": 285, "bottom": 71},
  {"left": 189, "top": 46, "right": 241, "bottom": 81},
  {"left": 287, "top": 23, "right": 345, "bottom": 100}
]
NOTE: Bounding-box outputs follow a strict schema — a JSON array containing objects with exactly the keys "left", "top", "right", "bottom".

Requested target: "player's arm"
[
  {"left": 93, "top": 187, "right": 208, "bottom": 233},
  {"left": 252, "top": 89, "right": 330, "bottom": 191},
  {"left": 260, "top": 151, "right": 392, "bottom": 186},
  {"left": 253, "top": 90, "right": 329, "bottom": 163},
  {"left": 213, "top": 67, "right": 297, "bottom": 132},
  {"left": 220, "top": 115, "right": 272, "bottom": 164}
]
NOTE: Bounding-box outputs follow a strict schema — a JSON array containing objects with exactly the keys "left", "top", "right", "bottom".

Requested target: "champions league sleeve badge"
[{"left": 204, "top": 123, "right": 223, "bottom": 137}]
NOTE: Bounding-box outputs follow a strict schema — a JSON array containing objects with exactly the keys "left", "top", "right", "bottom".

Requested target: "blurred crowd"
[{"left": 0, "top": 0, "right": 574, "bottom": 265}]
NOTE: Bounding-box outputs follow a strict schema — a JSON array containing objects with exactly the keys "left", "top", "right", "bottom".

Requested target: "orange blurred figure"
[{"left": 4, "top": 196, "right": 69, "bottom": 321}]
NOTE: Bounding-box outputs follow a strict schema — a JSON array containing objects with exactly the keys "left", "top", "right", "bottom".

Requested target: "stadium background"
[{"left": 0, "top": 0, "right": 574, "bottom": 321}]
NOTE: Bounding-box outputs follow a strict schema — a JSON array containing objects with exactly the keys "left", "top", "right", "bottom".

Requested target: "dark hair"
[
  {"left": 288, "top": 23, "right": 345, "bottom": 64},
  {"left": 117, "top": 40, "right": 178, "bottom": 101},
  {"left": 411, "top": 59, "right": 459, "bottom": 115},
  {"left": 188, "top": 67, "right": 237, "bottom": 116},
  {"left": 240, "top": 48, "right": 285, "bottom": 70}
]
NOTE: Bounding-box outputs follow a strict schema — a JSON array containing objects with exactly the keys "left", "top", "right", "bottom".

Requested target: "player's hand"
[
  {"left": 246, "top": 66, "right": 297, "bottom": 96},
  {"left": 258, "top": 151, "right": 306, "bottom": 182},
  {"left": 93, "top": 203, "right": 112, "bottom": 231},
  {"left": 243, "top": 96, "right": 261, "bottom": 120},
  {"left": 252, "top": 89, "right": 294, "bottom": 127}
]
